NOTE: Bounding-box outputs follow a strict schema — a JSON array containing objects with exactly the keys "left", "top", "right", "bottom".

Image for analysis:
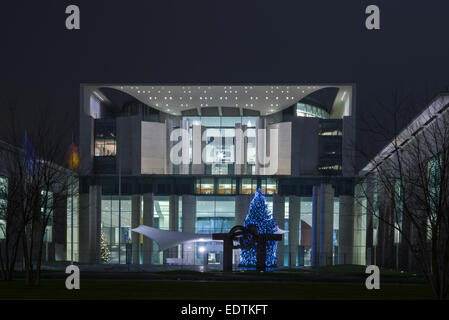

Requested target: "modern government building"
[
  {"left": 75, "top": 83, "right": 360, "bottom": 268},
  {"left": 2, "top": 86, "right": 447, "bottom": 272}
]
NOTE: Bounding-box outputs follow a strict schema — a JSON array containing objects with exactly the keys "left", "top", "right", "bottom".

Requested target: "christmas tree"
[
  {"left": 240, "top": 188, "right": 278, "bottom": 267},
  {"left": 100, "top": 231, "right": 111, "bottom": 263}
]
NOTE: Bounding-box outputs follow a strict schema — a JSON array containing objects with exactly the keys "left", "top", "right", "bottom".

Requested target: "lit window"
[
  {"left": 95, "top": 138, "right": 116, "bottom": 156},
  {"left": 241, "top": 178, "right": 257, "bottom": 194},
  {"left": 196, "top": 178, "right": 214, "bottom": 194},
  {"left": 296, "top": 103, "right": 329, "bottom": 119},
  {"left": 218, "top": 178, "right": 236, "bottom": 195},
  {"left": 261, "top": 178, "right": 277, "bottom": 195}
]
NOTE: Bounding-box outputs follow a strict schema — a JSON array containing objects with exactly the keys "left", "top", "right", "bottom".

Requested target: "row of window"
[
  {"left": 96, "top": 194, "right": 348, "bottom": 266},
  {"left": 182, "top": 116, "right": 259, "bottom": 128},
  {"left": 0, "top": 176, "right": 53, "bottom": 242},
  {"left": 195, "top": 177, "right": 278, "bottom": 195},
  {"left": 296, "top": 103, "right": 329, "bottom": 119}
]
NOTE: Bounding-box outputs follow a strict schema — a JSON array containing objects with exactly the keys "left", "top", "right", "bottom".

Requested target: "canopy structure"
[
  {"left": 131, "top": 225, "right": 213, "bottom": 251},
  {"left": 132, "top": 225, "right": 288, "bottom": 251}
]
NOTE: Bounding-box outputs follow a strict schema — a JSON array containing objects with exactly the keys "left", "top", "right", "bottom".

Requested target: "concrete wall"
[
  {"left": 273, "top": 195, "right": 285, "bottom": 266},
  {"left": 180, "top": 120, "right": 190, "bottom": 174},
  {"left": 168, "top": 195, "right": 179, "bottom": 259},
  {"left": 140, "top": 121, "right": 166, "bottom": 174},
  {"left": 191, "top": 125, "right": 205, "bottom": 174},
  {"left": 182, "top": 195, "right": 196, "bottom": 264},
  {"left": 290, "top": 117, "right": 319, "bottom": 176},
  {"left": 79, "top": 114, "right": 94, "bottom": 175},
  {"left": 117, "top": 115, "right": 142, "bottom": 175},
  {"left": 288, "top": 196, "right": 301, "bottom": 267},
  {"left": 78, "top": 185, "right": 101, "bottom": 264},
  {"left": 342, "top": 116, "right": 355, "bottom": 177},
  {"left": 142, "top": 193, "right": 154, "bottom": 264},
  {"left": 268, "top": 122, "right": 291, "bottom": 175},
  {"left": 235, "top": 195, "right": 251, "bottom": 225},
  {"left": 234, "top": 123, "right": 248, "bottom": 175},
  {"left": 338, "top": 195, "right": 354, "bottom": 264}
]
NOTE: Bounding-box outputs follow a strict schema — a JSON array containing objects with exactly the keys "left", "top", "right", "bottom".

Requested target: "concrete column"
[
  {"left": 288, "top": 196, "right": 301, "bottom": 267},
  {"left": 273, "top": 195, "right": 285, "bottom": 267},
  {"left": 353, "top": 192, "right": 364, "bottom": 265},
  {"left": 339, "top": 195, "right": 354, "bottom": 265},
  {"left": 353, "top": 183, "right": 374, "bottom": 266},
  {"left": 168, "top": 195, "right": 179, "bottom": 259},
  {"left": 142, "top": 193, "right": 154, "bottom": 264},
  {"left": 255, "top": 118, "right": 267, "bottom": 175},
  {"left": 131, "top": 195, "right": 141, "bottom": 264},
  {"left": 192, "top": 124, "right": 205, "bottom": 174},
  {"left": 234, "top": 123, "right": 248, "bottom": 175},
  {"left": 312, "top": 184, "right": 334, "bottom": 266},
  {"left": 79, "top": 114, "right": 94, "bottom": 175},
  {"left": 78, "top": 185, "right": 101, "bottom": 264},
  {"left": 235, "top": 195, "right": 251, "bottom": 226},
  {"left": 234, "top": 194, "right": 251, "bottom": 266},
  {"left": 165, "top": 120, "right": 174, "bottom": 174},
  {"left": 182, "top": 195, "right": 196, "bottom": 264},
  {"left": 180, "top": 119, "right": 190, "bottom": 174}
]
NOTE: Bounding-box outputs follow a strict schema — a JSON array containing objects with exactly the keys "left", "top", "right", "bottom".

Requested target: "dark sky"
[{"left": 1, "top": 0, "right": 448, "bottom": 168}]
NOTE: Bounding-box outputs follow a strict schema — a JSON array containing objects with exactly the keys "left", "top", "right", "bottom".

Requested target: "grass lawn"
[{"left": 0, "top": 279, "right": 434, "bottom": 300}]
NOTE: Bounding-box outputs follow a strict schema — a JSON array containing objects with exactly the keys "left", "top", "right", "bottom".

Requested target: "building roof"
[
  {"left": 85, "top": 84, "right": 353, "bottom": 117},
  {"left": 362, "top": 93, "right": 449, "bottom": 173}
]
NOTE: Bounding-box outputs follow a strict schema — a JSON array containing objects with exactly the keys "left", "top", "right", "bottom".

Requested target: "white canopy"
[
  {"left": 132, "top": 225, "right": 288, "bottom": 251},
  {"left": 132, "top": 225, "right": 213, "bottom": 251}
]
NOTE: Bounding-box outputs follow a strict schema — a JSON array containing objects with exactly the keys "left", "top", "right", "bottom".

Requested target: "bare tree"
[
  {"left": 0, "top": 101, "right": 75, "bottom": 285},
  {"left": 356, "top": 90, "right": 449, "bottom": 299}
]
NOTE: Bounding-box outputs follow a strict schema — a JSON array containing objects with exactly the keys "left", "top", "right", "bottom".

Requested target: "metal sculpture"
[{"left": 212, "top": 224, "right": 282, "bottom": 272}]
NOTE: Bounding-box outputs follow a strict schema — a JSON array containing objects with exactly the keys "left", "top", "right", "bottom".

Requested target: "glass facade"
[
  {"left": 41, "top": 190, "right": 53, "bottom": 243},
  {"left": 333, "top": 199, "right": 339, "bottom": 265},
  {"left": 354, "top": 197, "right": 367, "bottom": 265},
  {"left": 182, "top": 116, "right": 258, "bottom": 175},
  {"left": 101, "top": 195, "right": 132, "bottom": 264},
  {"left": 89, "top": 190, "right": 358, "bottom": 267},
  {"left": 300, "top": 197, "right": 313, "bottom": 266},
  {"left": 94, "top": 119, "right": 116, "bottom": 156},
  {"left": 394, "top": 179, "right": 403, "bottom": 244},
  {"left": 0, "top": 176, "right": 7, "bottom": 239},
  {"left": 66, "top": 192, "right": 79, "bottom": 262},
  {"left": 373, "top": 192, "right": 379, "bottom": 247},
  {"left": 241, "top": 178, "right": 258, "bottom": 194},
  {"left": 318, "top": 135, "right": 343, "bottom": 174},
  {"left": 153, "top": 196, "right": 170, "bottom": 264},
  {"left": 195, "top": 177, "right": 277, "bottom": 195},
  {"left": 196, "top": 196, "right": 235, "bottom": 234},
  {"left": 296, "top": 103, "right": 329, "bottom": 119}
]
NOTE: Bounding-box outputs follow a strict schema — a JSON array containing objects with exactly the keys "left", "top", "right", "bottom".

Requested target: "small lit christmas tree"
[
  {"left": 240, "top": 188, "right": 278, "bottom": 267},
  {"left": 100, "top": 231, "right": 111, "bottom": 263}
]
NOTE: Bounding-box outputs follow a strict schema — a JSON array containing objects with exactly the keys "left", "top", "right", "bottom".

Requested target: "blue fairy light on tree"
[{"left": 240, "top": 188, "right": 278, "bottom": 267}]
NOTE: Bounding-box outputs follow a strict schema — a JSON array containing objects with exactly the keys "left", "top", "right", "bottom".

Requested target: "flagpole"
[{"left": 71, "top": 131, "right": 74, "bottom": 265}]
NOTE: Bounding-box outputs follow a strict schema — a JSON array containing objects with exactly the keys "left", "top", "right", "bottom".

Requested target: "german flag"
[{"left": 66, "top": 142, "right": 80, "bottom": 170}]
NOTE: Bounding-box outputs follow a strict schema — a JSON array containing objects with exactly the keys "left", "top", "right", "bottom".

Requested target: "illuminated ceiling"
[{"left": 96, "top": 84, "right": 351, "bottom": 117}]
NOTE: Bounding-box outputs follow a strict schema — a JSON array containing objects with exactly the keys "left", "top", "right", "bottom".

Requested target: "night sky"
[{"left": 1, "top": 0, "right": 448, "bottom": 168}]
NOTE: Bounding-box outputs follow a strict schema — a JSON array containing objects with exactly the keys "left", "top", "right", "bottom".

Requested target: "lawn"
[{"left": 0, "top": 279, "right": 434, "bottom": 300}]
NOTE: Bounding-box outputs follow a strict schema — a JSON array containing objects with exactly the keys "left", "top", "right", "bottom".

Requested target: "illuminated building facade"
[{"left": 77, "top": 84, "right": 359, "bottom": 267}]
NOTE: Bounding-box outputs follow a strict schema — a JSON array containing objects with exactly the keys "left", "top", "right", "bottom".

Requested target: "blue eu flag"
[{"left": 24, "top": 132, "right": 36, "bottom": 174}]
